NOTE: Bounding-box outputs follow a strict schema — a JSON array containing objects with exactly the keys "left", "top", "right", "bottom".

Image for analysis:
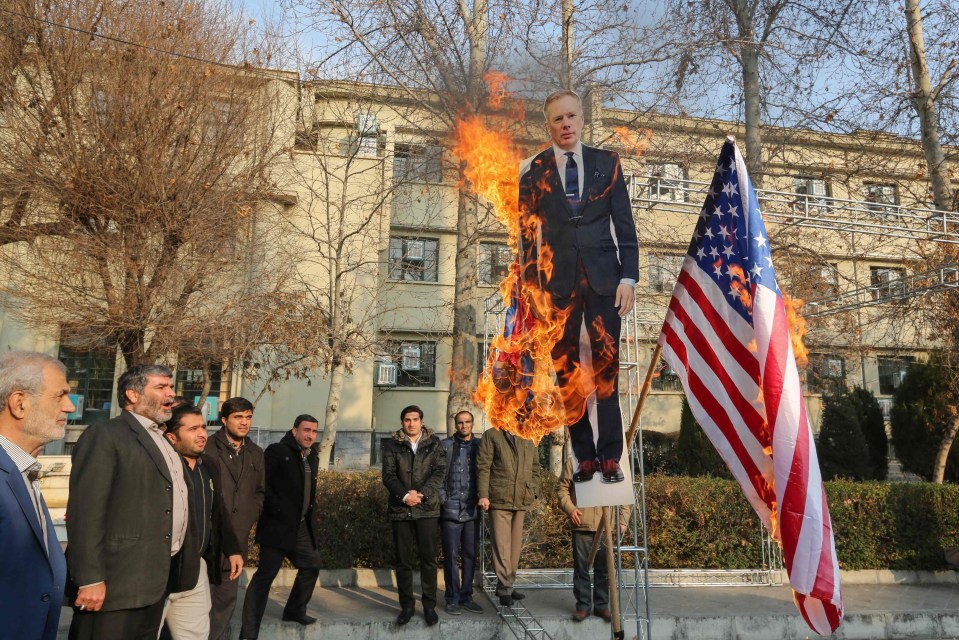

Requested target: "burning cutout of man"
[{"left": 517, "top": 90, "right": 639, "bottom": 489}]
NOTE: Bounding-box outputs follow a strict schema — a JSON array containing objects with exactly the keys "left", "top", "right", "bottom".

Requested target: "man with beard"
[
  {"left": 202, "top": 397, "right": 264, "bottom": 639},
  {"left": 160, "top": 404, "right": 244, "bottom": 640},
  {"left": 0, "top": 351, "right": 75, "bottom": 640},
  {"left": 67, "top": 365, "right": 200, "bottom": 640}
]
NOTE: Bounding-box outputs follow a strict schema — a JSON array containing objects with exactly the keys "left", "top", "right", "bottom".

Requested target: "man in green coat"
[{"left": 476, "top": 427, "right": 537, "bottom": 606}]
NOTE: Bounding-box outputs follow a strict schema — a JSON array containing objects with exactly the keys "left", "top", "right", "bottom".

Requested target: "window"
[
  {"left": 648, "top": 253, "right": 684, "bottom": 293},
  {"left": 864, "top": 183, "right": 898, "bottom": 216},
  {"left": 878, "top": 356, "right": 914, "bottom": 395},
  {"left": 806, "top": 354, "right": 845, "bottom": 395},
  {"left": 794, "top": 176, "right": 828, "bottom": 199},
  {"left": 387, "top": 340, "right": 437, "bottom": 387},
  {"left": 175, "top": 365, "right": 223, "bottom": 404},
  {"left": 388, "top": 237, "right": 439, "bottom": 282},
  {"left": 58, "top": 344, "right": 116, "bottom": 424},
  {"left": 651, "top": 356, "right": 682, "bottom": 391},
  {"left": 479, "top": 242, "right": 512, "bottom": 285},
  {"left": 393, "top": 143, "right": 443, "bottom": 183},
  {"left": 354, "top": 112, "right": 381, "bottom": 157},
  {"left": 647, "top": 163, "right": 686, "bottom": 202},
  {"left": 869, "top": 266, "right": 906, "bottom": 300},
  {"left": 806, "top": 262, "right": 839, "bottom": 298}
]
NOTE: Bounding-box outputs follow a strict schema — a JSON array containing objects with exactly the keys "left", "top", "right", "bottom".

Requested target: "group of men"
[
  {"left": 0, "top": 355, "right": 327, "bottom": 640},
  {"left": 381, "top": 404, "right": 625, "bottom": 626},
  {"left": 1, "top": 85, "right": 639, "bottom": 636}
]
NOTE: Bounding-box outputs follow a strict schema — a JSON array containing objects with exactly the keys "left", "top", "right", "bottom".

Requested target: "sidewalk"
[{"left": 57, "top": 570, "right": 959, "bottom": 639}]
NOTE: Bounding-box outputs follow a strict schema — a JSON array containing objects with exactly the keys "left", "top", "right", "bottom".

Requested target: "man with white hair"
[{"left": 0, "top": 351, "right": 75, "bottom": 640}]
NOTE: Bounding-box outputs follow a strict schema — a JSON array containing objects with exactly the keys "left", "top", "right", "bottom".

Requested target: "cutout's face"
[{"left": 545, "top": 95, "right": 583, "bottom": 151}]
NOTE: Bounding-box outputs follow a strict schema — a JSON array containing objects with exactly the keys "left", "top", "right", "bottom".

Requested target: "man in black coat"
[
  {"left": 239, "top": 414, "right": 322, "bottom": 639},
  {"left": 381, "top": 405, "right": 447, "bottom": 626},
  {"left": 161, "top": 404, "right": 244, "bottom": 639},
  {"left": 519, "top": 89, "right": 639, "bottom": 484},
  {"left": 202, "top": 396, "right": 264, "bottom": 639},
  {"left": 67, "top": 365, "right": 201, "bottom": 640}
]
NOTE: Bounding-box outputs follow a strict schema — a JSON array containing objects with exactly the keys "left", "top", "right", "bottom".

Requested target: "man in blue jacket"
[
  {"left": 439, "top": 411, "right": 484, "bottom": 615},
  {"left": 0, "top": 351, "right": 74, "bottom": 640}
]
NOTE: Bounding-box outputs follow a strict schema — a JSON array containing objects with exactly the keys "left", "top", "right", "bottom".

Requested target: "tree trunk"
[
  {"left": 196, "top": 361, "right": 212, "bottom": 413},
  {"left": 740, "top": 43, "right": 764, "bottom": 186},
  {"left": 548, "top": 427, "right": 567, "bottom": 477},
  {"left": 317, "top": 361, "right": 345, "bottom": 470},
  {"left": 561, "top": 0, "right": 573, "bottom": 90},
  {"left": 904, "top": 0, "right": 954, "bottom": 212},
  {"left": 447, "top": 186, "right": 481, "bottom": 435},
  {"left": 932, "top": 413, "right": 959, "bottom": 484}
]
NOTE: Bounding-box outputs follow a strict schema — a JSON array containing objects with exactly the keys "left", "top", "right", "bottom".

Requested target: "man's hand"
[
  {"left": 404, "top": 490, "right": 423, "bottom": 506},
  {"left": 228, "top": 555, "right": 244, "bottom": 580},
  {"left": 614, "top": 283, "right": 635, "bottom": 317},
  {"left": 75, "top": 583, "right": 106, "bottom": 612},
  {"left": 620, "top": 522, "right": 628, "bottom": 534},
  {"left": 570, "top": 508, "right": 583, "bottom": 527},
  {"left": 478, "top": 497, "right": 490, "bottom": 511}
]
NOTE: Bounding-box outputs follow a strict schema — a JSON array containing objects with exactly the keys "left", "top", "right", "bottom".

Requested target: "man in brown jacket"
[
  {"left": 476, "top": 427, "right": 537, "bottom": 606},
  {"left": 201, "top": 397, "right": 265, "bottom": 639},
  {"left": 557, "top": 455, "right": 630, "bottom": 622}
]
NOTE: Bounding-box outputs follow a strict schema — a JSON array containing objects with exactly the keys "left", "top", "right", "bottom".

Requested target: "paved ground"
[{"left": 56, "top": 573, "right": 959, "bottom": 639}]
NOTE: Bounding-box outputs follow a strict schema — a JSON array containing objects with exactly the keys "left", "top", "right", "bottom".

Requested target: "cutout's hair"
[{"left": 542, "top": 90, "right": 582, "bottom": 116}]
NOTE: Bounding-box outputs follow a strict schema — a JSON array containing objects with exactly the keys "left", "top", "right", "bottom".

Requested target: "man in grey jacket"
[{"left": 439, "top": 411, "right": 484, "bottom": 615}]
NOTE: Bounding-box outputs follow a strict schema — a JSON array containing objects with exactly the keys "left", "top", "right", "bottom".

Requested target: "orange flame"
[
  {"left": 782, "top": 291, "right": 808, "bottom": 368},
  {"left": 484, "top": 70, "right": 511, "bottom": 109},
  {"left": 612, "top": 126, "right": 653, "bottom": 157}
]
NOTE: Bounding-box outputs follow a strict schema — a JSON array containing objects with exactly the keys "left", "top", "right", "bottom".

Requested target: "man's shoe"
[
  {"left": 498, "top": 594, "right": 513, "bottom": 606},
  {"left": 445, "top": 603, "right": 462, "bottom": 615},
  {"left": 424, "top": 608, "right": 439, "bottom": 626},
  {"left": 573, "top": 459, "right": 600, "bottom": 483},
  {"left": 396, "top": 608, "right": 415, "bottom": 625},
  {"left": 595, "top": 608, "right": 613, "bottom": 622},
  {"left": 572, "top": 609, "right": 589, "bottom": 622},
  {"left": 281, "top": 613, "right": 316, "bottom": 625},
  {"left": 461, "top": 600, "right": 484, "bottom": 613},
  {"left": 600, "top": 459, "right": 625, "bottom": 484},
  {"left": 510, "top": 590, "right": 525, "bottom": 601}
]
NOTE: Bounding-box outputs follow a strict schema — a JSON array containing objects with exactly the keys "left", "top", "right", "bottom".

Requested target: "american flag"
[{"left": 658, "top": 137, "right": 843, "bottom": 635}]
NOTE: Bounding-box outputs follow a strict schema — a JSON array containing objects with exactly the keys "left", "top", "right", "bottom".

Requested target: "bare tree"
[{"left": 0, "top": 0, "right": 297, "bottom": 369}]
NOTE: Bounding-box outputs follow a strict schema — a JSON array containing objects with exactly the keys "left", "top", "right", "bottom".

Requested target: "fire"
[
  {"left": 782, "top": 292, "right": 808, "bottom": 368},
  {"left": 612, "top": 126, "right": 653, "bottom": 157},
  {"left": 484, "top": 70, "right": 511, "bottom": 109}
]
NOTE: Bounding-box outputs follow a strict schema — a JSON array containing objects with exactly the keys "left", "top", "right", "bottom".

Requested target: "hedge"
[{"left": 256, "top": 470, "right": 959, "bottom": 571}]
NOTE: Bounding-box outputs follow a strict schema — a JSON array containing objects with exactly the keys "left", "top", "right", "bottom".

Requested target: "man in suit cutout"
[
  {"left": 0, "top": 351, "right": 74, "bottom": 640},
  {"left": 67, "top": 365, "right": 200, "bottom": 640},
  {"left": 519, "top": 90, "right": 639, "bottom": 484}
]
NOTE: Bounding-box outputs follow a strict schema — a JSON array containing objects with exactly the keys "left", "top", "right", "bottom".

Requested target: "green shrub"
[
  {"left": 272, "top": 470, "right": 959, "bottom": 572},
  {"left": 818, "top": 390, "right": 872, "bottom": 481},
  {"left": 639, "top": 430, "right": 680, "bottom": 476},
  {"left": 891, "top": 358, "right": 959, "bottom": 482},
  {"left": 850, "top": 387, "right": 888, "bottom": 481},
  {"left": 675, "top": 397, "right": 731, "bottom": 478}
]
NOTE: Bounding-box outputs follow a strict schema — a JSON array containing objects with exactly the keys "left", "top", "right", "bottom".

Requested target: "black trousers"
[
  {"left": 239, "top": 522, "right": 320, "bottom": 639},
  {"left": 68, "top": 594, "right": 167, "bottom": 640},
  {"left": 552, "top": 258, "right": 623, "bottom": 464},
  {"left": 440, "top": 519, "right": 479, "bottom": 605},
  {"left": 208, "top": 563, "right": 240, "bottom": 640},
  {"left": 392, "top": 517, "right": 439, "bottom": 611}
]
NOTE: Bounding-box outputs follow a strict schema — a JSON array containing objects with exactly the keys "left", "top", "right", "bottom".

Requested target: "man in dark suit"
[
  {"left": 519, "top": 89, "right": 639, "bottom": 484},
  {"left": 202, "top": 396, "right": 264, "bottom": 639},
  {"left": 67, "top": 364, "right": 200, "bottom": 640},
  {"left": 0, "top": 351, "right": 74, "bottom": 640},
  {"left": 161, "top": 404, "right": 244, "bottom": 639},
  {"left": 239, "top": 414, "right": 322, "bottom": 639}
]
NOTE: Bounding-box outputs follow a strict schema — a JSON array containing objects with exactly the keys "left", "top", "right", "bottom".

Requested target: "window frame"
[
  {"left": 648, "top": 253, "right": 685, "bottom": 293},
  {"left": 386, "top": 340, "right": 437, "bottom": 387},
  {"left": 806, "top": 353, "right": 846, "bottom": 395},
  {"left": 869, "top": 266, "right": 906, "bottom": 300},
  {"left": 877, "top": 356, "right": 914, "bottom": 395},
  {"left": 392, "top": 142, "right": 443, "bottom": 183},
  {"left": 646, "top": 163, "right": 686, "bottom": 202},
  {"left": 478, "top": 241, "right": 513, "bottom": 286},
  {"left": 388, "top": 236, "right": 440, "bottom": 283}
]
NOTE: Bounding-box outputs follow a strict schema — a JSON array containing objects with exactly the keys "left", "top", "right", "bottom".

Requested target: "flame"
[
  {"left": 782, "top": 291, "right": 808, "bottom": 368},
  {"left": 454, "top": 74, "right": 609, "bottom": 444},
  {"left": 612, "top": 126, "right": 653, "bottom": 157}
]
